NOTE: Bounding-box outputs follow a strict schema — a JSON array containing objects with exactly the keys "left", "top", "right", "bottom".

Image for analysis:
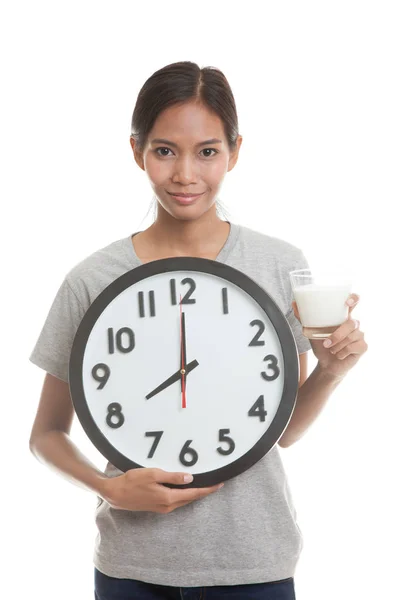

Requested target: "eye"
[
  {"left": 200, "top": 148, "right": 218, "bottom": 158},
  {"left": 155, "top": 147, "right": 173, "bottom": 157}
]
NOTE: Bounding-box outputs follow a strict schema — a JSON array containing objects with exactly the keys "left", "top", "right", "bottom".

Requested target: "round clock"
[{"left": 69, "top": 257, "right": 299, "bottom": 488}]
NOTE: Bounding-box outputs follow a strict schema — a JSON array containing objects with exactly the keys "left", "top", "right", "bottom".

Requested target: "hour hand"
[{"left": 145, "top": 359, "right": 199, "bottom": 400}]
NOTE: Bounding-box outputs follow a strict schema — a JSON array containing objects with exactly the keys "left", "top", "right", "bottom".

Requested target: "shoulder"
[
  {"left": 63, "top": 235, "right": 133, "bottom": 305},
  {"left": 66, "top": 236, "right": 129, "bottom": 280},
  {"left": 228, "top": 223, "right": 308, "bottom": 318},
  {"left": 237, "top": 223, "right": 305, "bottom": 266}
]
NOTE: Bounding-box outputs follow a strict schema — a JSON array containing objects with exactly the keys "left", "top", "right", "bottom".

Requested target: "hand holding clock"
[{"left": 99, "top": 467, "right": 224, "bottom": 513}]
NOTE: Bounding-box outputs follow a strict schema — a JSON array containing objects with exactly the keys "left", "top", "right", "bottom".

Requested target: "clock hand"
[
  {"left": 179, "top": 295, "right": 187, "bottom": 409},
  {"left": 145, "top": 359, "right": 199, "bottom": 400}
]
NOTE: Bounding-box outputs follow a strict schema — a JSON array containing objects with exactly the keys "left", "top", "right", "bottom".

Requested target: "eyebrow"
[{"left": 150, "top": 138, "right": 223, "bottom": 148}]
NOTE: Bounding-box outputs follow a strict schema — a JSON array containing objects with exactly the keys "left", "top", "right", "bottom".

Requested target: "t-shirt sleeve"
[
  {"left": 29, "top": 276, "right": 86, "bottom": 382},
  {"left": 284, "top": 249, "right": 312, "bottom": 354}
]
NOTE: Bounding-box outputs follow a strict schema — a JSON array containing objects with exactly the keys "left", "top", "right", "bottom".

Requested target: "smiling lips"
[
  {"left": 168, "top": 191, "right": 205, "bottom": 204},
  {"left": 168, "top": 192, "right": 205, "bottom": 197}
]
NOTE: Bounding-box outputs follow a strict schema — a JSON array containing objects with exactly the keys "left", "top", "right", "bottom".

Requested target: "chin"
[
  {"left": 169, "top": 209, "right": 204, "bottom": 222},
  {"left": 159, "top": 197, "right": 217, "bottom": 221}
]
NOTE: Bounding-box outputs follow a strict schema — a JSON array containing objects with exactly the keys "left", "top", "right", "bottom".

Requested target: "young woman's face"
[{"left": 131, "top": 100, "right": 242, "bottom": 221}]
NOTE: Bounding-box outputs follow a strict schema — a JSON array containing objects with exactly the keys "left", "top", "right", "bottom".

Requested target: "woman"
[{"left": 29, "top": 61, "right": 367, "bottom": 600}]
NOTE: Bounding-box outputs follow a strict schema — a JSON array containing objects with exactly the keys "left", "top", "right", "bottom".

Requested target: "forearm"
[
  {"left": 279, "top": 362, "right": 344, "bottom": 448},
  {"left": 29, "top": 430, "right": 109, "bottom": 497}
]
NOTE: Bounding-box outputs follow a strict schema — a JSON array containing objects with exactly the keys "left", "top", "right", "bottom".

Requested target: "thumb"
[{"left": 152, "top": 468, "right": 193, "bottom": 485}]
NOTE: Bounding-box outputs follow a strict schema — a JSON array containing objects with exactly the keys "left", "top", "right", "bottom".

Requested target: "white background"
[{"left": 1, "top": 1, "right": 399, "bottom": 598}]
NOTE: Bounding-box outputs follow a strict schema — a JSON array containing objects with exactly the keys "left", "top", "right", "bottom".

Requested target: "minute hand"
[
  {"left": 180, "top": 307, "right": 187, "bottom": 408},
  {"left": 145, "top": 359, "right": 199, "bottom": 400}
]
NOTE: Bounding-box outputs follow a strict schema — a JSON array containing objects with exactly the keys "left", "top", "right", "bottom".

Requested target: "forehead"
[{"left": 149, "top": 101, "right": 226, "bottom": 144}]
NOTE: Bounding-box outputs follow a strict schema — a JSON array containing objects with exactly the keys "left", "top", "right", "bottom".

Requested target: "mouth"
[{"left": 167, "top": 191, "right": 205, "bottom": 204}]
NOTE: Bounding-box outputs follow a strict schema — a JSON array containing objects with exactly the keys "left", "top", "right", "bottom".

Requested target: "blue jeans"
[{"left": 94, "top": 568, "right": 296, "bottom": 599}]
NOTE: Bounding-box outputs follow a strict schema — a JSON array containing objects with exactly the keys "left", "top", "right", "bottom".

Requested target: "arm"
[
  {"left": 29, "top": 373, "right": 109, "bottom": 497},
  {"left": 29, "top": 373, "right": 223, "bottom": 512},
  {"left": 278, "top": 356, "right": 343, "bottom": 448},
  {"left": 279, "top": 293, "right": 367, "bottom": 448}
]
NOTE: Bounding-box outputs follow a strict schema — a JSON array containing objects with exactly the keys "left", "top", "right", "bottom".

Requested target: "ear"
[
  {"left": 227, "top": 135, "right": 243, "bottom": 172},
  {"left": 130, "top": 136, "right": 145, "bottom": 171}
]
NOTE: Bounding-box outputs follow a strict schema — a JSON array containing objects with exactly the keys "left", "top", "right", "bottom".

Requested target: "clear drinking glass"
[{"left": 289, "top": 268, "right": 353, "bottom": 339}]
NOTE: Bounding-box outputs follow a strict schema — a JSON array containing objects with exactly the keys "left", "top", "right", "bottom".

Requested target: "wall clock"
[{"left": 69, "top": 257, "right": 299, "bottom": 488}]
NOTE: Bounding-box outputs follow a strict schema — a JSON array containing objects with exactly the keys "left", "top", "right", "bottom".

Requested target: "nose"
[{"left": 171, "top": 155, "right": 198, "bottom": 185}]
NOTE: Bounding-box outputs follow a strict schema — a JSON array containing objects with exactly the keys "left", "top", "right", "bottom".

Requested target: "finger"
[
  {"left": 333, "top": 340, "right": 366, "bottom": 360},
  {"left": 346, "top": 293, "right": 360, "bottom": 314},
  {"left": 328, "top": 327, "right": 362, "bottom": 354},
  {"left": 323, "top": 318, "right": 359, "bottom": 349},
  {"left": 152, "top": 468, "right": 195, "bottom": 486}
]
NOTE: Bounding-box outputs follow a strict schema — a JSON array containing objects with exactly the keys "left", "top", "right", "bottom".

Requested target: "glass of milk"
[{"left": 289, "top": 268, "right": 353, "bottom": 339}]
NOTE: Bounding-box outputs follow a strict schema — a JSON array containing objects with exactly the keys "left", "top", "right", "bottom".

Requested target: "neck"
[{"left": 146, "top": 204, "right": 228, "bottom": 255}]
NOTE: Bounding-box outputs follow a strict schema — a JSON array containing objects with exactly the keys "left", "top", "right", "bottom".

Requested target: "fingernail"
[
  {"left": 184, "top": 474, "right": 193, "bottom": 483},
  {"left": 347, "top": 298, "right": 355, "bottom": 305},
  {"left": 323, "top": 339, "right": 332, "bottom": 347},
  {"left": 217, "top": 483, "right": 224, "bottom": 489}
]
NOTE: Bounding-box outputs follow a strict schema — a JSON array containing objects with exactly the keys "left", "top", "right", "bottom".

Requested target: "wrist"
[
  {"left": 95, "top": 474, "right": 112, "bottom": 500},
  {"left": 315, "top": 361, "right": 346, "bottom": 383}
]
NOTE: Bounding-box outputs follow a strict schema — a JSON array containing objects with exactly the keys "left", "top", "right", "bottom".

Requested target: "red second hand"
[{"left": 179, "top": 295, "right": 187, "bottom": 409}]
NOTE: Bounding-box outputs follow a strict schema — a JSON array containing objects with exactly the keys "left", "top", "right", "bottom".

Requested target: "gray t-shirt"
[{"left": 29, "top": 221, "right": 312, "bottom": 587}]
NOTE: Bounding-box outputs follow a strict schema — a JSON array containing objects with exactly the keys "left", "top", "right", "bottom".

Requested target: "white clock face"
[{"left": 70, "top": 259, "right": 299, "bottom": 487}]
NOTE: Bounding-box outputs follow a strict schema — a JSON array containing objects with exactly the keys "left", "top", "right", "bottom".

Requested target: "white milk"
[{"left": 293, "top": 283, "right": 350, "bottom": 327}]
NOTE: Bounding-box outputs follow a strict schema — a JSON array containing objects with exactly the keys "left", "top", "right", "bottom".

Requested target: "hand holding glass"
[{"left": 289, "top": 268, "right": 353, "bottom": 339}]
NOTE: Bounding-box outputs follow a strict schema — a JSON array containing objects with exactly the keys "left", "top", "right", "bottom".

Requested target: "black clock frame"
[{"left": 69, "top": 257, "right": 299, "bottom": 488}]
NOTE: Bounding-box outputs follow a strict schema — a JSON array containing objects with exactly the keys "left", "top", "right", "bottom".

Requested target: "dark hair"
[{"left": 131, "top": 61, "right": 239, "bottom": 152}]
